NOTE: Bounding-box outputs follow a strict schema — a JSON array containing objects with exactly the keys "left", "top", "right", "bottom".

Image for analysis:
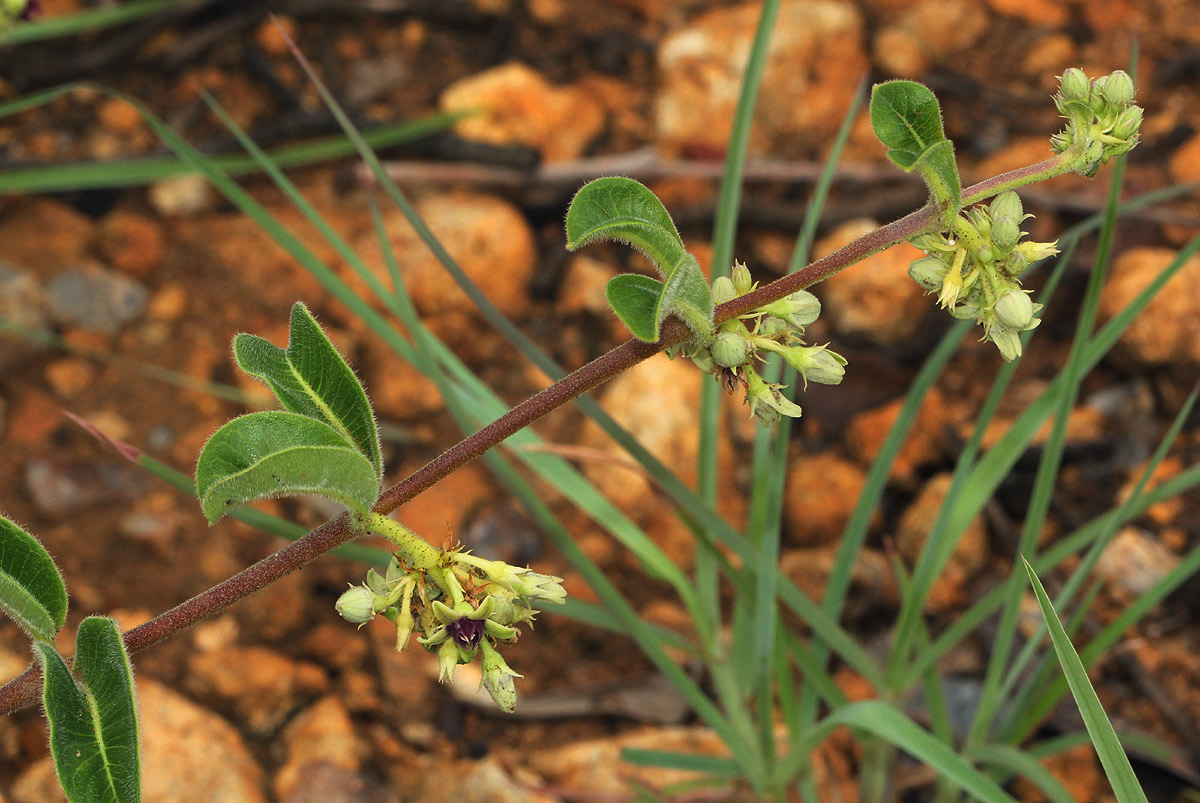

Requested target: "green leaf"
[
  {"left": 870, "top": 80, "right": 961, "bottom": 209},
  {"left": 1022, "top": 558, "right": 1150, "bottom": 803},
  {"left": 605, "top": 274, "right": 664, "bottom": 342},
  {"left": 0, "top": 515, "right": 67, "bottom": 642},
  {"left": 566, "top": 177, "right": 713, "bottom": 341},
  {"left": 233, "top": 302, "right": 382, "bottom": 478},
  {"left": 38, "top": 617, "right": 140, "bottom": 803},
  {"left": 195, "top": 411, "right": 380, "bottom": 523}
]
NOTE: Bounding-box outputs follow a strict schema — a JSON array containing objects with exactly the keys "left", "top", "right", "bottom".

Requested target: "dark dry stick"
[{"left": 0, "top": 163, "right": 1051, "bottom": 716}]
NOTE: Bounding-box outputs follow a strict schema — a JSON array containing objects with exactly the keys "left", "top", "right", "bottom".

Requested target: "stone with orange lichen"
[
  {"left": 783, "top": 451, "right": 873, "bottom": 547},
  {"left": 440, "top": 62, "right": 605, "bottom": 162}
]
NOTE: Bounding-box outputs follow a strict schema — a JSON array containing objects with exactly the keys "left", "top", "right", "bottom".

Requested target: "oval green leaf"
[
  {"left": 196, "top": 410, "right": 380, "bottom": 523},
  {"left": 565, "top": 177, "right": 688, "bottom": 272},
  {"left": 38, "top": 616, "right": 140, "bottom": 803},
  {"left": 567, "top": 178, "right": 714, "bottom": 341},
  {"left": 233, "top": 302, "right": 382, "bottom": 479},
  {"left": 605, "top": 274, "right": 663, "bottom": 342},
  {"left": 870, "top": 80, "right": 961, "bottom": 209},
  {"left": 0, "top": 515, "right": 67, "bottom": 642}
]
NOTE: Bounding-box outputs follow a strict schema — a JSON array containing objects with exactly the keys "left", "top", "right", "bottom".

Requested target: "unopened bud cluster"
[
  {"left": 908, "top": 192, "right": 1055, "bottom": 361},
  {"left": 1051, "top": 68, "right": 1142, "bottom": 178},
  {"left": 336, "top": 548, "right": 565, "bottom": 712},
  {"left": 673, "top": 262, "right": 846, "bottom": 425}
]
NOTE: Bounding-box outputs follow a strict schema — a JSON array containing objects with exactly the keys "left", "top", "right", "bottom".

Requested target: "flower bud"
[
  {"left": 479, "top": 640, "right": 522, "bottom": 713},
  {"left": 785, "top": 345, "right": 847, "bottom": 387},
  {"left": 761, "top": 290, "right": 821, "bottom": 328},
  {"left": 1102, "top": 70, "right": 1134, "bottom": 107},
  {"left": 436, "top": 639, "right": 459, "bottom": 682},
  {"left": 988, "top": 191, "right": 1023, "bottom": 225},
  {"left": 989, "top": 326, "right": 1022, "bottom": 362},
  {"left": 731, "top": 261, "right": 754, "bottom": 295},
  {"left": 711, "top": 276, "right": 737, "bottom": 305},
  {"left": 994, "top": 289, "right": 1035, "bottom": 330},
  {"left": 1111, "top": 105, "right": 1143, "bottom": 141},
  {"left": 711, "top": 331, "right": 751, "bottom": 368},
  {"left": 991, "top": 218, "right": 1020, "bottom": 254},
  {"left": 335, "top": 585, "right": 377, "bottom": 625},
  {"left": 1058, "top": 68, "right": 1090, "bottom": 103},
  {"left": 908, "top": 256, "right": 949, "bottom": 292}
]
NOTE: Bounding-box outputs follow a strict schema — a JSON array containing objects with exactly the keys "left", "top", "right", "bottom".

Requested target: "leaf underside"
[
  {"left": 0, "top": 515, "right": 67, "bottom": 642},
  {"left": 233, "top": 301, "right": 382, "bottom": 478},
  {"left": 39, "top": 616, "right": 141, "bottom": 803},
  {"left": 195, "top": 410, "right": 380, "bottom": 523}
]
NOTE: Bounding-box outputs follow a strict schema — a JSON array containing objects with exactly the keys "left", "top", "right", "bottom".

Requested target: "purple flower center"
[
  {"left": 19, "top": 0, "right": 41, "bottom": 21},
  {"left": 449, "top": 618, "right": 483, "bottom": 649}
]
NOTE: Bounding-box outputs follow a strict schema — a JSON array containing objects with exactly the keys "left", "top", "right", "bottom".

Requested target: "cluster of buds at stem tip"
[
  {"left": 335, "top": 546, "right": 565, "bottom": 712},
  {"left": 670, "top": 261, "right": 847, "bottom": 426},
  {"left": 1051, "top": 68, "right": 1143, "bottom": 178},
  {"left": 908, "top": 191, "right": 1055, "bottom": 361}
]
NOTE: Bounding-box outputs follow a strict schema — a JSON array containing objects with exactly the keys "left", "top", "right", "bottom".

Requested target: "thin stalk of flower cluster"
[{"left": 0, "top": 158, "right": 1074, "bottom": 717}]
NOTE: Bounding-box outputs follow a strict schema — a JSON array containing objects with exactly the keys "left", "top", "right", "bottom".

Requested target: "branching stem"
[{"left": 0, "top": 158, "right": 1073, "bottom": 717}]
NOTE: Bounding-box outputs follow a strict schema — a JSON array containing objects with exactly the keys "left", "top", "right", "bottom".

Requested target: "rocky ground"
[{"left": 1, "top": 0, "right": 1199, "bottom": 801}]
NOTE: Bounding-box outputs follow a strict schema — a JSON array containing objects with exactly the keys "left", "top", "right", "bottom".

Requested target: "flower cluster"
[
  {"left": 1051, "top": 68, "right": 1142, "bottom": 178},
  {"left": 673, "top": 263, "right": 846, "bottom": 425},
  {"left": 908, "top": 191, "right": 1056, "bottom": 361},
  {"left": 335, "top": 549, "right": 565, "bottom": 712}
]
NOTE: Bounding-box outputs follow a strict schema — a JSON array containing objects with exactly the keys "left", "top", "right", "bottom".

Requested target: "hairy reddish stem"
[{"left": 0, "top": 164, "right": 1057, "bottom": 717}]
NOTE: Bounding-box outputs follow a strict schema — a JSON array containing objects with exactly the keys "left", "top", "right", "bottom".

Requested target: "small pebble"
[{"left": 45, "top": 265, "right": 149, "bottom": 334}]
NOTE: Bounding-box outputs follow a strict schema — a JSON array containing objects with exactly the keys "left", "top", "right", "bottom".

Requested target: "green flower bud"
[
  {"left": 745, "top": 369, "right": 802, "bottom": 425},
  {"left": 989, "top": 326, "right": 1022, "bottom": 362},
  {"left": 365, "top": 568, "right": 388, "bottom": 596},
  {"left": 761, "top": 290, "right": 821, "bottom": 328},
  {"left": 991, "top": 218, "right": 1020, "bottom": 254},
  {"left": 711, "top": 331, "right": 751, "bottom": 368},
  {"left": 1102, "top": 70, "right": 1134, "bottom": 107},
  {"left": 711, "top": 276, "right": 737, "bottom": 305},
  {"left": 436, "top": 639, "right": 459, "bottom": 682},
  {"left": 908, "top": 256, "right": 949, "bottom": 292},
  {"left": 988, "top": 191, "right": 1023, "bottom": 224},
  {"left": 1111, "top": 105, "right": 1143, "bottom": 141},
  {"left": 1050, "top": 132, "right": 1071, "bottom": 154},
  {"left": 335, "top": 585, "right": 377, "bottom": 625},
  {"left": 1058, "top": 68, "right": 1090, "bottom": 103},
  {"left": 731, "top": 261, "right": 754, "bottom": 295},
  {"left": 479, "top": 639, "right": 522, "bottom": 713},
  {"left": 994, "top": 289, "right": 1035, "bottom": 330},
  {"left": 784, "top": 345, "right": 847, "bottom": 387}
]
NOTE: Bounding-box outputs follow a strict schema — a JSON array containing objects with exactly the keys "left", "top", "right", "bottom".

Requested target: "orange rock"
[
  {"left": 813, "top": 219, "right": 928, "bottom": 344},
  {"left": 440, "top": 62, "right": 605, "bottom": 162},
  {"left": 895, "top": 473, "right": 989, "bottom": 576},
  {"left": 783, "top": 451, "right": 871, "bottom": 546},
  {"left": 391, "top": 462, "right": 494, "bottom": 540},
  {"left": 95, "top": 97, "right": 143, "bottom": 136},
  {"left": 873, "top": 25, "right": 931, "bottom": 78},
  {"left": 1168, "top": 131, "right": 1200, "bottom": 184},
  {"left": 98, "top": 210, "right": 165, "bottom": 277},
  {"left": 1099, "top": 247, "right": 1200, "bottom": 364},
  {"left": 984, "top": 0, "right": 1068, "bottom": 26},
  {"left": 656, "top": 0, "right": 868, "bottom": 157},
  {"left": 5, "top": 389, "right": 63, "bottom": 448},
  {"left": 254, "top": 16, "right": 296, "bottom": 57},
  {"left": 273, "top": 696, "right": 362, "bottom": 800},
  {"left": 355, "top": 192, "right": 537, "bottom": 320},
  {"left": 43, "top": 358, "right": 96, "bottom": 400},
  {"left": 0, "top": 198, "right": 94, "bottom": 277},
  {"left": 845, "top": 388, "right": 949, "bottom": 484}
]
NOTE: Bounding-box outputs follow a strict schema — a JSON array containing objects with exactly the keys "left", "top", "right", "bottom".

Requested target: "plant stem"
[{"left": 0, "top": 160, "right": 1073, "bottom": 718}]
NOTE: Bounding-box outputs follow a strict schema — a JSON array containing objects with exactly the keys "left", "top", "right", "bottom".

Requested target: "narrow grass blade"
[
  {"left": 967, "top": 744, "right": 1075, "bottom": 803},
  {"left": 1022, "top": 559, "right": 1150, "bottom": 803},
  {"left": 0, "top": 0, "right": 177, "bottom": 45},
  {"left": 621, "top": 749, "right": 740, "bottom": 777},
  {"left": 0, "top": 115, "right": 459, "bottom": 193}
]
